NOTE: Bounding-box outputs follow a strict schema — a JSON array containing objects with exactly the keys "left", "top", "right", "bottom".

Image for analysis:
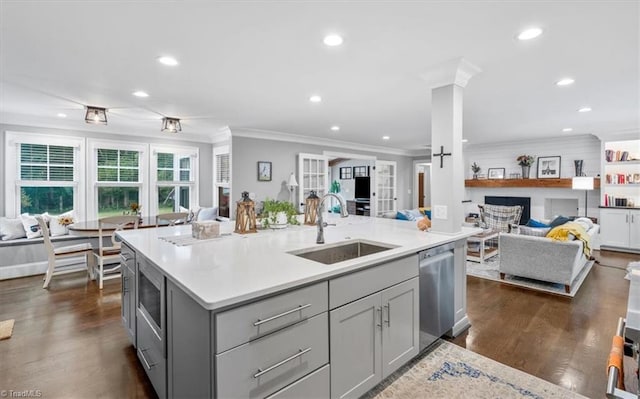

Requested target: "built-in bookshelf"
[{"left": 601, "top": 140, "right": 640, "bottom": 208}]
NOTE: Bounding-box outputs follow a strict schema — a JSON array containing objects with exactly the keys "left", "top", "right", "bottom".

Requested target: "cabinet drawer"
[
  {"left": 216, "top": 282, "right": 328, "bottom": 353},
  {"left": 216, "top": 313, "right": 329, "bottom": 399},
  {"left": 330, "top": 255, "right": 418, "bottom": 309},
  {"left": 137, "top": 309, "right": 166, "bottom": 398},
  {"left": 266, "top": 364, "right": 330, "bottom": 399}
]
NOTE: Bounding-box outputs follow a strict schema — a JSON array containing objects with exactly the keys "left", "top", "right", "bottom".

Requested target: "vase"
[
  {"left": 574, "top": 160, "right": 584, "bottom": 176},
  {"left": 521, "top": 165, "right": 530, "bottom": 179},
  {"left": 473, "top": 173, "right": 478, "bottom": 180},
  {"left": 269, "top": 211, "right": 288, "bottom": 229}
]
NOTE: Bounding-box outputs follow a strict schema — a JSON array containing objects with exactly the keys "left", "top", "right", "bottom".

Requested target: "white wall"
[{"left": 463, "top": 134, "right": 602, "bottom": 221}]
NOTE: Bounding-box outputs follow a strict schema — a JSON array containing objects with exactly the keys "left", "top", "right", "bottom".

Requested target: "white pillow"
[
  {"left": 49, "top": 210, "right": 75, "bottom": 237},
  {"left": 0, "top": 217, "right": 27, "bottom": 240},
  {"left": 20, "top": 213, "right": 43, "bottom": 239}
]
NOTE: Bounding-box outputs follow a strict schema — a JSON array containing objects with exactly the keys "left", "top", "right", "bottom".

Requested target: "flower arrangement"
[
  {"left": 471, "top": 162, "right": 481, "bottom": 173},
  {"left": 58, "top": 215, "right": 74, "bottom": 226},
  {"left": 516, "top": 155, "right": 535, "bottom": 166},
  {"left": 129, "top": 202, "right": 141, "bottom": 213}
]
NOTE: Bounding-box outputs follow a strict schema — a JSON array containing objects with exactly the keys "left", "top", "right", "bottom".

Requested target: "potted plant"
[
  {"left": 261, "top": 199, "right": 300, "bottom": 229},
  {"left": 471, "top": 162, "right": 481, "bottom": 179},
  {"left": 516, "top": 155, "right": 535, "bottom": 179}
]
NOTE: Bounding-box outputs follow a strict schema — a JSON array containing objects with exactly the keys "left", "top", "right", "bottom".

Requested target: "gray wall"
[
  {"left": 231, "top": 136, "right": 414, "bottom": 215},
  {"left": 1, "top": 124, "right": 213, "bottom": 217}
]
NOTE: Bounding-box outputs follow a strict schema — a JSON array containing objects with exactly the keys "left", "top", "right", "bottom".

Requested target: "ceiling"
[{"left": 1, "top": 1, "right": 638, "bottom": 149}]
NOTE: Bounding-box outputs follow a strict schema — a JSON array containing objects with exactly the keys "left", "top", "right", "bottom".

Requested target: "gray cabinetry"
[
  {"left": 330, "top": 277, "right": 419, "bottom": 399},
  {"left": 330, "top": 292, "right": 382, "bottom": 399},
  {"left": 216, "top": 313, "right": 329, "bottom": 398},
  {"left": 120, "top": 243, "right": 136, "bottom": 347},
  {"left": 267, "top": 364, "right": 330, "bottom": 399}
]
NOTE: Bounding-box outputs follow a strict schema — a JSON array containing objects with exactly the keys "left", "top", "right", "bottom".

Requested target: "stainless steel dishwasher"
[{"left": 418, "top": 242, "right": 455, "bottom": 351}]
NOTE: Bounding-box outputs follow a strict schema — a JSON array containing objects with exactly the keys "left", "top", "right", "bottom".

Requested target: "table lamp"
[
  {"left": 288, "top": 173, "right": 299, "bottom": 206},
  {"left": 572, "top": 176, "right": 594, "bottom": 217}
]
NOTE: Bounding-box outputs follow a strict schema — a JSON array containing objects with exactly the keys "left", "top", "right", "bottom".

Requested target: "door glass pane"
[
  {"left": 97, "top": 187, "right": 140, "bottom": 218},
  {"left": 218, "top": 187, "right": 230, "bottom": 218}
]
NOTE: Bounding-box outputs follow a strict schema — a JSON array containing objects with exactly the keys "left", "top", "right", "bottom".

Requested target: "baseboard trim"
[
  {"left": 600, "top": 245, "right": 640, "bottom": 255},
  {"left": 0, "top": 257, "right": 86, "bottom": 280},
  {"left": 450, "top": 315, "right": 471, "bottom": 337}
]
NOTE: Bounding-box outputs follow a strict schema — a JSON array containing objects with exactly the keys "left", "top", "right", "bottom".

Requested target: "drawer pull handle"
[
  {"left": 253, "top": 304, "right": 312, "bottom": 326},
  {"left": 384, "top": 304, "right": 391, "bottom": 326},
  {"left": 120, "top": 254, "right": 131, "bottom": 262},
  {"left": 253, "top": 347, "right": 311, "bottom": 379},
  {"left": 138, "top": 348, "right": 156, "bottom": 370}
]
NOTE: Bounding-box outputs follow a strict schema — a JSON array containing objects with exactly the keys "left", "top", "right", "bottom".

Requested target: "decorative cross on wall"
[{"left": 433, "top": 145, "right": 452, "bottom": 168}]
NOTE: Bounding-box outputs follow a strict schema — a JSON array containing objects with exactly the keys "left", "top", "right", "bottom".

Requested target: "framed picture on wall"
[
  {"left": 257, "top": 161, "right": 272, "bottom": 181},
  {"left": 339, "top": 167, "right": 352, "bottom": 179},
  {"left": 487, "top": 168, "right": 505, "bottom": 179},
  {"left": 537, "top": 156, "right": 561, "bottom": 178}
]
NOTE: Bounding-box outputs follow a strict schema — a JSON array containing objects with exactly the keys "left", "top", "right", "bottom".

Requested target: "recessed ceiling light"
[
  {"left": 57, "top": 113, "right": 67, "bottom": 118},
  {"left": 578, "top": 107, "right": 592, "bottom": 113},
  {"left": 132, "top": 91, "right": 149, "bottom": 98},
  {"left": 562, "top": 128, "right": 573, "bottom": 132},
  {"left": 157, "top": 56, "right": 179, "bottom": 66},
  {"left": 330, "top": 125, "right": 340, "bottom": 131},
  {"left": 309, "top": 95, "right": 322, "bottom": 103},
  {"left": 517, "top": 27, "right": 543, "bottom": 41},
  {"left": 462, "top": 139, "right": 469, "bottom": 143},
  {"left": 382, "top": 136, "right": 390, "bottom": 140},
  {"left": 323, "top": 34, "right": 344, "bottom": 46},
  {"left": 556, "top": 78, "right": 575, "bottom": 86}
]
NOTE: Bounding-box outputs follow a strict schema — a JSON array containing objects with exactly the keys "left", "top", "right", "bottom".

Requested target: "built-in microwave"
[{"left": 137, "top": 257, "right": 165, "bottom": 341}]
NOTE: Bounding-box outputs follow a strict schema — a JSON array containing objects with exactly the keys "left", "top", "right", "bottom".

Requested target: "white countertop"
[{"left": 118, "top": 215, "right": 480, "bottom": 311}]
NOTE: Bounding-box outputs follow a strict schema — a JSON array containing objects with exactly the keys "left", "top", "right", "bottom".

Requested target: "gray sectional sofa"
[{"left": 499, "top": 220, "right": 600, "bottom": 293}]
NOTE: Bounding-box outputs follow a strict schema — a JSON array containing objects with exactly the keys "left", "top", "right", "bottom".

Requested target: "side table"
[{"left": 467, "top": 229, "right": 500, "bottom": 264}]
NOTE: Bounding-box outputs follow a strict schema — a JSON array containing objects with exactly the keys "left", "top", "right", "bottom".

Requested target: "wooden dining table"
[{"left": 68, "top": 216, "right": 176, "bottom": 236}]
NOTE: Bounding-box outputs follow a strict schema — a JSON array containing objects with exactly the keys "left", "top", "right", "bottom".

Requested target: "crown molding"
[
  {"left": 211, "top": 126, "right": 232, "bottom": 144},
  {"left": 420, "top": 57, "right": 482, "bottom": 89},
  {"left": 593, "top": 128, "right": 640, "bottom": 142},
  {"left": 230, "top": 127, "right": 423, "bottom": 157}
]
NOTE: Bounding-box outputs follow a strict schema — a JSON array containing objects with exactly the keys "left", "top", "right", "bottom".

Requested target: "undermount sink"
[{"left": 289, "top": 239, "right": 398, "bottom": 265}]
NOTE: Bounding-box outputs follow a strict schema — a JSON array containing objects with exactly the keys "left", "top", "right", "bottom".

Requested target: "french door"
[
  {"left": 298, "top": 153, "right": 329, "bottom": 213},
  {"left": 374, "top": 160, "right": 397, "bottom": 217}
]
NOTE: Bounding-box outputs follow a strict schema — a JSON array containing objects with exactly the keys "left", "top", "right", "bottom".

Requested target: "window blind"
[
  {"left": 216, "top": 153, "right": 230, "bottom": 183},
  {"left": 20, "top": 144, "right": 74, "bottom": 181}
]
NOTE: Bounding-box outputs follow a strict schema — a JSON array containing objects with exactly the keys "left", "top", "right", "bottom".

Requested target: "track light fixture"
[
  {"left": 161, "top": 117, "right": 182, "bottom": 133},
  {"left": 84, "top": 106, "right": 107, "bottom": 125}
]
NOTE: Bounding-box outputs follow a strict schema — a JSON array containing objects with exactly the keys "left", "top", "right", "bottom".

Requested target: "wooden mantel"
[{"left": 465, "top": 178, "right": 601, "bottom": 189}]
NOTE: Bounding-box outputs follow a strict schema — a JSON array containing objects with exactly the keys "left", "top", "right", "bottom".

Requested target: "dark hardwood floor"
[{"left": 0, "top": 249, "right": 638, "bottom": 398}]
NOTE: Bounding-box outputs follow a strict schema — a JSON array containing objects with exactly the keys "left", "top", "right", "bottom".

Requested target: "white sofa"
[{"left": 499, "top": 223, "right": 600, "bottom": 293}]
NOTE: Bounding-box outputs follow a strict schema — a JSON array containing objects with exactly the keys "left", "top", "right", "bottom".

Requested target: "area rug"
[
  {"left": 0, "top": 319, "right": 15, "bottom": 340},
  {"left": 366, "top": 340, "right": 586, "bottom": 399},
  {"left": 466, "top": 255, "right": 594, "bottom": 297}
]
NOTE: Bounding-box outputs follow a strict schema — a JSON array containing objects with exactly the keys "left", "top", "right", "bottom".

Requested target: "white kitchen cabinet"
[
  {"left": 330, "top": 277, "right": 419, "bottom": 399},
  {"left": 600, "top": 208, "right": 640, "bottom": 250}
]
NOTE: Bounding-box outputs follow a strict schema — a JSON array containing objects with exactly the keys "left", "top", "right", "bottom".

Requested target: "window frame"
[
  {"left": 213, "top": 145, "right": 231, "bottom": 218},
  {"left": 150, "top": 144, "right": 199, "bottom": 216},
  {"left": 87, "top": 139, "right": 148, "bottom": 220},
  {"left": 5, "top": 132, "right": 85, "bottom": 219}
]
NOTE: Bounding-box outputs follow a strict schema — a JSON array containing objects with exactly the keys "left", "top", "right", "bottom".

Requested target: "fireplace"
[{"left": 484, "top": 196, "right": 531, "bottom": 225}]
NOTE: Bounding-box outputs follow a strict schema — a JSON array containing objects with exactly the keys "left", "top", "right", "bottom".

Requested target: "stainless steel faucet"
[{"left": 316, "top": 193, "right": 349, "bottom": 244}]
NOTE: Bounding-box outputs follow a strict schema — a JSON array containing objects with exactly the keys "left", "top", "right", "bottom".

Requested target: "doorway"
[{"left": 413, "top": 161, "right": 431, "bottom": 209}]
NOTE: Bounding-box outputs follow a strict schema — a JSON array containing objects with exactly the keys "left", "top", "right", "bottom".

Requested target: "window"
[
  {"left": 88, "top": 140, "right": 146, "bottom": 219},
  {"left": 353, "top": 166, "right": 369, "bottom": 177},
  {"left": 339, "top": 167, "right": 352, "bottom": 180},
  {"left": 151, "top": 146, "right": 198, "bottom": 216},
  {"left": 5, "top": 132, "right": 84, "bottom": 218},
  {"left": 213, "top": 146, "right": 230, "bottom": 218}
]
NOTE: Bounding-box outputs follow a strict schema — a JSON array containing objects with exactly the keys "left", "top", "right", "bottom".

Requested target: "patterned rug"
[
  {"left": 466, "top": 255, "right": 594, "bottom": 297},
  {"left": 366, "top": 340, "right": 586, "bottom": 399}
]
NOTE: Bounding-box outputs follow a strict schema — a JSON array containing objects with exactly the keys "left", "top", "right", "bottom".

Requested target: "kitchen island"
[{"left": 117, "top": 215, "right": 479, "bottom": 398}]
